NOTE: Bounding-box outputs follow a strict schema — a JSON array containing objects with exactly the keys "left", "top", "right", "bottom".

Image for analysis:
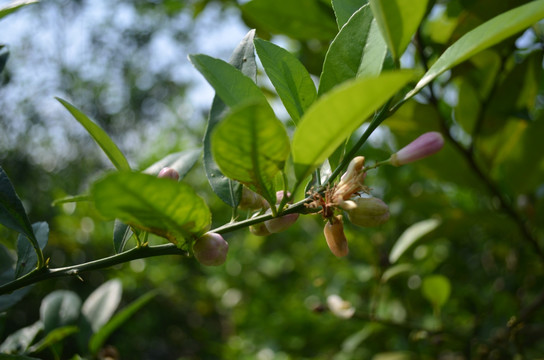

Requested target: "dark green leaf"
[
  {"left": 0, "top": 167, "right": 36, "bottom": 242},
  {"left": 91, "top": 172, "right": 211, "bottom": 242},
  {"left": 332, "top": 0, "right": 368, "bottom": 28},
  {"left": 0, "top": 0, "right": 39, "bottom": 20},
  {"left": 82, "top": 279, "right": 122, "bottom": 333},
  {"left": 143, "top": 148, "right": 201, "bottom": 179},
  {"left": 88, "top": 291, "right": 157, "bottom": 355},
  {"left": 0, "top": 46, "right": 8, "bottom": 74},
  {"left": 254, "top": 38, "right": 317, "bottom": 123},
  {"left": 40, "top": 290, "right": 81, "bottom": 334},
  {"left": 0, "top": 354, "right": 41, "bottom": 360},
  {"left": 319, "top": 4, "right": 387, "bottom": 95},
  {"left": 0, "top": 321, "right": 42, "bottom": 355},
  {"left": 15, "top": 222, "right": 48, "bottom": 278},
  {"left": 112, "top": 220, "right": 133, "bottom": 254},
  {"left": 406, "top": 0, "right": 544, "bottom": 99},
  {"left": 292, "top": 70, "right": 416, "bottom": 181},
  {"left": 56, "top": 98, "right": 131, "bottom": 171},
  {"left": 27, "top": 326, "right": 79, "bottom": 354},
  {"left": 212, "top": 102, "right": 290, "bottom": 205},
  {"left": 0, "top": 244, "right": 31, "bottom": 311}
]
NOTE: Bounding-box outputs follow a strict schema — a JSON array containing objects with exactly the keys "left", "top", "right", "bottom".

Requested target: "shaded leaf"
[
  {"left": 40, "top": 290, "right": 81, "bottom": 334},
  {"left": 56, "top": 98, "right": 131, "bottom": 171},
  {"left": 0, "top": 244, "right": 31, "bottom": 311},
  {"left": 212, "top": 102, "right": 290, "bottom": 205},
  {"left": 0, "top": 0, "right": 39, "bottom": 20},
  {"left": 112, "top": 220, "right": 133, "bottom": 254},
  {"left": 15, "top": 222, "right": 48, "bottom": 278},
  {"left": 91, "top": 172, "right": 211, "bottom": 242},
  {"left": 332, "top": 0, "right": 368, "bottom": 28},
  {"left": 406, "top": 0, "right": 544, "bottom": 98},
  {"left": 143, "top": 148, "right": 201, "bottom": 180},
  {"left": 0, "top": 321, "right": 42, "bottom": 355},
  {"left": 369, "top": 0, "right": 429, "bottom": 61},
  {"left": 254, "top": 38, "right": 317, "bottom": 123},
  {"left": 27, "top": 326, "right": 79, "bottom": 354},
  {"left": 389, "top": 218, "right": 440, "bottom": 264},
  {"left": 422, "top": 275, "right": 451, "bottom": 308},
  {"left": 0, "top": 46, "right": 8, "bottom": 74},
  {"left": 51, "top": 194, "right": 90, "bottom": 206},
  {"left": 292, "top": 70, "right": 416, "bottom": 181},
  {"left": 82, "top": 279, "right": 122, "bottom": 333}
]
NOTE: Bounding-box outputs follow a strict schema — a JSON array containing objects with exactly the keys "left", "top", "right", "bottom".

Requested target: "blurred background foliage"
[{"left": 1, "top": 0, "right": 544, "bottom": 359}]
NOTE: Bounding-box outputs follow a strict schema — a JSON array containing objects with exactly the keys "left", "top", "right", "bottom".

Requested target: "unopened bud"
[
  {"left": 339, "top": 156, "right": 365, "bottom": 185},
  {"left": 389, "top": 132, "right": 444, "bottom": 166},
  {"left": 249, "top": 222, "right": 271, "bottom": 236},
  {"left": 346, "top": 197, "right": 390, "bottom": 227},
  {"left": 158, "top": 167, "right": 180, "bottom": 181},
  {"left": 239, "top": 187, "right": 265, "bottom": 210},
  {"left": 193, "top": 233, "right": 228, "bottom": 266},
  {"left": 265, "top": 213, "right": 299, "bottom": 233},
  {"left": 323, "top": 215, "right": 349, "bottom": 257}
]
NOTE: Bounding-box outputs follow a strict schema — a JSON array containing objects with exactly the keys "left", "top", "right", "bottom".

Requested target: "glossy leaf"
[
  {"left": 143, "top": 148, "right": 201, "bottom": 179},
  {"left": 212, "top": 102, "right": 290, "bottom": 205},
  {"left": 422, "top": 275, "right": 451, "bottom": 308},
  {"left": 369, "top": 0, "right": 429, "bottom": 61},
  {"left": 292, "top": 70, "right": 415, "bottom": 181},
  {"left": 190, "top": 30, "right": 259, "bottom": 208},
  {"left": 82, "top": 279, "right": 122, "bottom": 333},
  {"left": 89, "top": 291, "right": 157, "bottom": 354},
  {"left": 332, "top": 0, "right": 368, "bottom": 28},
  {"left": 319, "top": 4, "right": 387, "bottom": 95},
  {"left": 15, "top": 222, "right": 48, "bottom": 278},
  {"left": 241, "top": 0, "right": 337, "bottom": 40},
  {"left": 389, "top": 218, "right": 440, "bottom": 264},
  {"left": 254, "top": 38, "right": 317, "bottom": 123},
  {"left": 91, "top": 172, "right": 211, "bottom": 241},
  {"left": 56, "top": 98, "right": 131, "bottom": 171},
  {"left": 0, "top": 0, "right": 38, "bottom": 20},
  {"left": 40, "top": 290, "right": 81, "bottom": 334},
  {"left": 0, "top": 321, "right": 42, "bottom": 355},
  {"left": 406, "top": 0, "right": 544, "bottom": 99}
]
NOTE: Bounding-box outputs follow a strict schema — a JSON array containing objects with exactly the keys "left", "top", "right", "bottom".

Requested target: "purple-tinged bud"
[
  {"left": 158, "top": 167, "right": 180, "bottom": 181},
  {"left": 265, "top": 213, "right": 299, "bottom": 233},
  {"left": 346, "top": 197, "right": 390, "bottom": 227},
  {"left": 193, "top": 233, "right": 228, "bottom": 266},
  {"left": 239, "top": 187, "right": 266, "bottom": 210},
  {"left": 249, "top": 222, "right": 271, "bottom": 236},
  {"left": 389, "top": 132, "right": 444, "bottom": 166},
  {"left": 262, "top": 190, "right": 291, "bottom": 209},
  {"left": 323, "top": 215, "right": 349, "bottom": 257}
]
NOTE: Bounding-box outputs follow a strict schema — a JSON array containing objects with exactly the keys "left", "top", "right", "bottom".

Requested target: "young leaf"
[
  {"left": 292, "top": 70, "right": 416, "bottom": 181},
  {"left": 40, "top": 290, "right": 82, "bottom": 334},
  {"left": 369, "top": 0, "right": 429, "bottom": 61},
  {"left": 91, "top": 172, "right": 211, "bottom": 242},
  {"left": 254, "top": 38, "right": 317, "bottom": 124},
  {"left": 406, "top": 0, "right": 544, "bottom": 99},
  {"left": 388, "top": 218, "right": 440, "bottom": 264},
  {"left": 113, "top": 220, "right": 133, "bottom": 254},
  {"left": 26, "top": 326, "right": 79, "bottom": 354},
  {"left": 422, "top": 275, "right": 451, "bottom": 309},
  {"left": 212, "top": 102, "right": 290, "bottom": 206},
  {"left": 143, "top": 148, "right": 201, "bottom": 180},
  {"left": 319, "top": 4, "right": 387, "bottom": 95},
  {"left": 15, "top": 222, "right": 48, "bottom": 278},
  {"left": 56, "top": 98, "right": 131, "bottom": 171},
  {"left": 82, "top": 279, "right": 122, "bottom": 334},
  {"left": 88, "top": 291, "right": 157, "bottom": 355},
  {"left": 0, "top": 0, "right": 39, "bottom": 20},
  {"left": 332, "top": 0, "right": 368, "bottom": 29}
]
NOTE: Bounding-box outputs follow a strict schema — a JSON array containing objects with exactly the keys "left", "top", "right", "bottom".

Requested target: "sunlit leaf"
[
  {"left": 406, "top": 0, "right": 544, "bottom": 99},
  {"left": 56, "top": 98, "right": 131, "bottom": 171},
  {"left": 91, "top": 172, "right": 211, "bottom": 241},
  {"left": 143, "top": 148, "right": 201, "bottom": 180},
  {"left": 319, "top": 4, "right": 388, "bottom": 95},
  {"left": 40, "top": 290, "right": 81, "bottom": 334},
  {"left": 332, "top": 0, "right": 368, "bottom": 28},
  {"left": 212, "top": 102, "right": 290, "bottom": 205},
  {"left": 0, "top": 0, "right": 39, "bottom": 20},
  {"left": 15, "top": 222, "right": 48, "bottom": 278},
  {"left": 82, "top": 279, "right": 122, "bottom": 333},
  {"left": 389, "top": 218, "right": 440, "bottom": 264},
  {"left": 422, "top": 275, "right": 451, "bottom": 308},
  {"left": 292, "top": 70, "right": 416, "bottom": 181},
  {"left": 369, "top": 0, "right": 428, "bottom": 61},
  {"left": 254, "top": 38, "right": 317, "bottom": 123}
]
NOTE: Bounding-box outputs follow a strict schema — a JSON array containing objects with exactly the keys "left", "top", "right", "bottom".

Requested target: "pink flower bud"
[
  {"left": 265, "top": 213, "right": 299, "bottom": 233},
  {"left": 346, "top": 197, "right": 390, "bottom": 227},
  {"left": 239, "top": 187, "right": 266, "bottom": 210},
  {"left": 390, "top": 132, "right": 444, "bottom": 166},
  {"left": 249, "top": 222, "right": 271, "bottom": 236},
  {"left": 158, "top": 167, "right": 180, "bottom": 181},
  {"left": 323, "top": 215, "right": 349, "bottom": 257},
  {"left": 193, "top": 233, "right": 228, "bottom": 266}
]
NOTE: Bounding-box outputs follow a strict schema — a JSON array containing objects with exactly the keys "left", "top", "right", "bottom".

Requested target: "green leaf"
[
  {"left": 422, "top": 275, "right": 451, "bottom": 308},
  {"left": 318, "top": 4, "right": 387, "bottom": 95},
  {"left": 112, "top": 220, "right": 132, "bottom": 254},
  {"left": 40, "top": 290, "right": 81, "bottom": 334},
  {"left": 0, "top": 245, "right": 31, "bottom": 311},
  {"left": 91, "top": 172, "right": 211, "bottom": 241},
  {"left": 0, "top": 0, "right": 39, "bottom": 21},
  {"left": 369, "top": 0, "right": 429, "bottom": 61},
  {"left": 241, "top": 0, "right": 337, "bottom": 40},
  {"left": 406, "top": 0, "right": 544, "bottom": 99},
  {"left": 254, "top": 38, "right": 317, "bottom": 124},
  {"left": 88, "top": 291, "right": 157, "bottom": 355},
  {"left": 15, "top": 222, "right": 48, "bottom": 278},
  {"left": 27, "top": 326, "right": 79, "bottom": 354},
  {"left": 82, "top": 279, "right": 122, "bottom": 333},
  {"left": 0, "top": 354, "right": 41, "bottom": 360},
  {"left": 332, "top": 0, "right": 368, "bottom": 28},
  {"left": 142, "top": 148, "right": 201, "bottom": 179},
  {"left": 0, "top": 46, "right": 8, "bottom": 74},
  {"left": 56, "top": 98, "right": 131, "bottom": 171},
  {"left": 0, "top": 321, "right": 42, "bottom": 355},
  {"left": 381, "top": 264, "right": 414, "bottom": 283},
  {"left": 292, "top": 70, "right": 416, "bottom": 181},
  {"left": 190, "top": 30, "right": 260, "bottom": 207},
  {"left": 51, "top": 194, "right": 91, "bottom": 206},
  {"left": 212, "top": 102, "right": 290, "bottom": 205},
  {"left": 388, "top": 218, "right": 440, "bottom": 264}
]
